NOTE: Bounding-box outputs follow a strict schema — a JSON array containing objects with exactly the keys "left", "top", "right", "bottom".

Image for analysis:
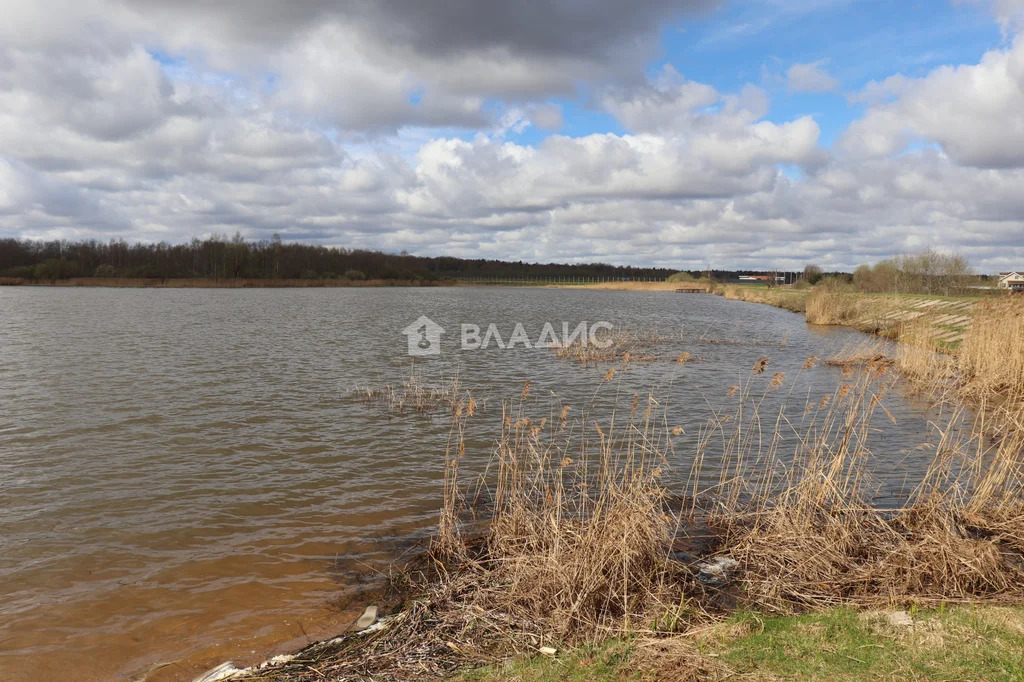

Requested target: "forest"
[{"left": 0, "top": 235, "right": 682, "bottom": 282}]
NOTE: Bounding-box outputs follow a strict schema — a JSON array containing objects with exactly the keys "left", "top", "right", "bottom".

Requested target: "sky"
[{"left": 2, "top": 0, "right": 1024, "bottom": 272}]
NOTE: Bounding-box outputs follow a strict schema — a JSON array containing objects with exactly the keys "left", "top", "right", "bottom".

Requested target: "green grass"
[
  {"left": 713, "top": 607, "right": 1024, "bottom": 680},
  {"left": 459, "top": 639, "right": 637, "bottom": 682},
  {"left": 459, "top": 607, "right": 1024, "bottom": 681}
]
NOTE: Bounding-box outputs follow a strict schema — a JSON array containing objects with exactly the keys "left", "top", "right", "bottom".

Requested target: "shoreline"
[
  {"left": 194, "top": 289, "right": 1023, "bottom": 682},
  {"left": 708, "top": 283, "right": 995, "bottom": 351},
  {"left": 9, "top": 281, "right": 1019, "bottom": 681},
  {"left": 2, "top": 277, "right": 696, "bottom": 290}
]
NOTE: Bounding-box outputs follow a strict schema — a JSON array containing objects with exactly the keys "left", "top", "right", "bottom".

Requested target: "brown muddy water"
[{"left": 0, "top": 287, "right": 949, "bottom": 681}]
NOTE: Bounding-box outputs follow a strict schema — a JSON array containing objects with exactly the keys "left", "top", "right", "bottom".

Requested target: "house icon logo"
[{"left": 402, "top": 315, "right": 445, "bottom": 356}]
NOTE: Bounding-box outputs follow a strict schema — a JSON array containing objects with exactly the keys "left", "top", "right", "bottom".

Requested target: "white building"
[{"left": 998, "top": 272, "right": 1024, "bottom": 291}]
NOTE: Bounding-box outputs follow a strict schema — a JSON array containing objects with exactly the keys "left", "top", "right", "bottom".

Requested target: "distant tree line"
[
  {"left": 0, "top": 234, "right": 680, "bottom": 282},
  {"left": 851, "top": 250, "right": 978, "bottom": 296},
  {"left": 794, "top": 251, "right": 985, "bottom": 296}
]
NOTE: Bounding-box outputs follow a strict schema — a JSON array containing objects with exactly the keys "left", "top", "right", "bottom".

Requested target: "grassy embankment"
[
  {"left": 717, "top": 282, "right": 1024, "bottom": 423},
  {"left": 464, "top": 607, "right": 1024, "bottom": 681},
  {"left": 566, "top": 278, "right": 979, "bottom": 352},
  {"left": 717, "top": 282, "right": 984, "bottom": 349},
  {"left": 719, "top": 282, "right": 811, "bottom": 313}
]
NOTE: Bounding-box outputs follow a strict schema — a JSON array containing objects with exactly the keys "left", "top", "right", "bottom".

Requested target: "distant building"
[{"left": 998, "top": 272, "right": 1024, "bottom": 291}]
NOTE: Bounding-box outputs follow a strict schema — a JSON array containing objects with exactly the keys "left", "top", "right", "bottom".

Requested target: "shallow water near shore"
[{"left": 0, "top": 286, "right": 949, "bottom": 681}]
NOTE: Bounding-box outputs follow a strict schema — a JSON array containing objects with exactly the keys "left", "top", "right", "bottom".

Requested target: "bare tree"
[
  {"left": 853, "top": 249, "right": 975, "bottom": 295},
  {"left": 803, "top": 264, "right": 823, "bottom": 285}
]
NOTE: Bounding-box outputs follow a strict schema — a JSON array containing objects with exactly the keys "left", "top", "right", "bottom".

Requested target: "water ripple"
[{"left": 0, "top": 287, "right": 943, "bottom": 681}]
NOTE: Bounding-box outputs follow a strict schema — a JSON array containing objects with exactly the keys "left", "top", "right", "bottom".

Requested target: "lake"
[{"left": 0, "top": 286, "right": 946, "bottom": 681}]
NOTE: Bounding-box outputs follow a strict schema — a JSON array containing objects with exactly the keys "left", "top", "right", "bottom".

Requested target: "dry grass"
[
  {"left": 720, "top": 284, "right": 808, "bottom": 313},
  {"left": 435, "top": 387, "right": 700, "bottom": 640},
  {"left": 248, "top": 355, "right": 1024, "bottom": 680},
  {"left": 357, "top": 372, "right": 480, "bottom": 415},
  {"left": 958, "top": 297, "right": 1024, "bottom": 406},
  {"left": 805, "top": 283, "right": 865, "bottom": 325},
  {"left": 243, "top": 386, "right": 707, "bottom": 681},
  {"left": 553, "top": 328, "right": 678, "bottom": 366},
  {"left": 631, "top": 636, "right": 723, "bottom": 681},
  {"left": 701, "top": 367, "right": 1024, "bottom": 613},
  {"left": 886, "top": 296, "right": 1024, "bottom": 433},
  {"left": 723, "top": 285, "right": 1024, "bottom": 436},
  {"left": 823, "top": 343, "right": 897, "bottom": 377}
]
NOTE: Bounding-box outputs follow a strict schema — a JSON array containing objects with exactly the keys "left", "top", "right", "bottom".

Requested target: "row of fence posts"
[
  {"left": 451, "top": 273, "right": 804, "bottom": 285},
  {"left": 452, "top": 276, "right": 664, "bottom": 284}
]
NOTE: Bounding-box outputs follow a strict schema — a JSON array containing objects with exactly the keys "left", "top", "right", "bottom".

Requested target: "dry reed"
[
  {"left": 247, "top": 351, "right": 1024, "bottom": 681},
  {"left": 554, "top": 327, "right": 678, "bottom": 366},
  {"left": 888, "top": 296, "right": 1024, "bottom": 430},
  {"left": 720, "top": 284, "right": 808, "bottom": 313},
  {"left": 804, "top": 283, "right": 866, "bottom": 325},
  {"left": 357, "top": 372, "right": 479, "bottom": 415},
  {"left": 434, "top": 386, "right": 701, "bottom": 641},
  {"left": 958, "top": 297, "right": 1024, "bottom": 406},
  {"left": 700, "top": 367, "right": 1024, "bottom": 613}
]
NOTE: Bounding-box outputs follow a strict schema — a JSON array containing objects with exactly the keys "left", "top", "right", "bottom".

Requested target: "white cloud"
[
  {"left": 0, "top": 0, "right": 1023, "bottom": 273},
  {"left": 601, "top": 65, "right": 721, "bottom": 132},
  {"left": 960, "top": 0, "right": 1024, "bottom": 33},
  {"left": 530, "top": 104, "right": 565, "bottom": 132},
  {"left": 841, "top": 35, "right": 1024, "bottom": 168},
  {"left": 786, "top": 59, "right": 840, "bottom": 93},
  {"left": 600, "top": 70, "right": 823, "bottom": 175},
  {"left": 847, "top": 73, "right": 910, "bottom": 104}
]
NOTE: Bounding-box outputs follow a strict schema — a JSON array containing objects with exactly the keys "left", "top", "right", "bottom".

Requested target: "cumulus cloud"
[
  {"left": 959, "top": 0, "right": 1024, "bottom": 33},
  {"left": 600, "top": 67, "right": 823, "bottom": 173},
  {"left": 786, "top": 60, "right": 840, "bottom": 93},
  {"left": 841, "top": 35, "right": 1024, "bottom": 167},
  {"left": 0, "top": 0, "right": 1023, "bottom": 272},
  {"left": 125, "top": 0, "right": 719, "bottom": 131},
  {"left": 530, "top": 104, "right": 565, "bottom": 132},
  {"left": 0, "top": 0, "right": 721, "bottom": 133}
]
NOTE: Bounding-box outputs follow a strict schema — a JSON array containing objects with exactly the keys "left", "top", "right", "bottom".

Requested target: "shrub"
[{"left": 853, "top": 249, "right": 976, "bottom": 295}]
